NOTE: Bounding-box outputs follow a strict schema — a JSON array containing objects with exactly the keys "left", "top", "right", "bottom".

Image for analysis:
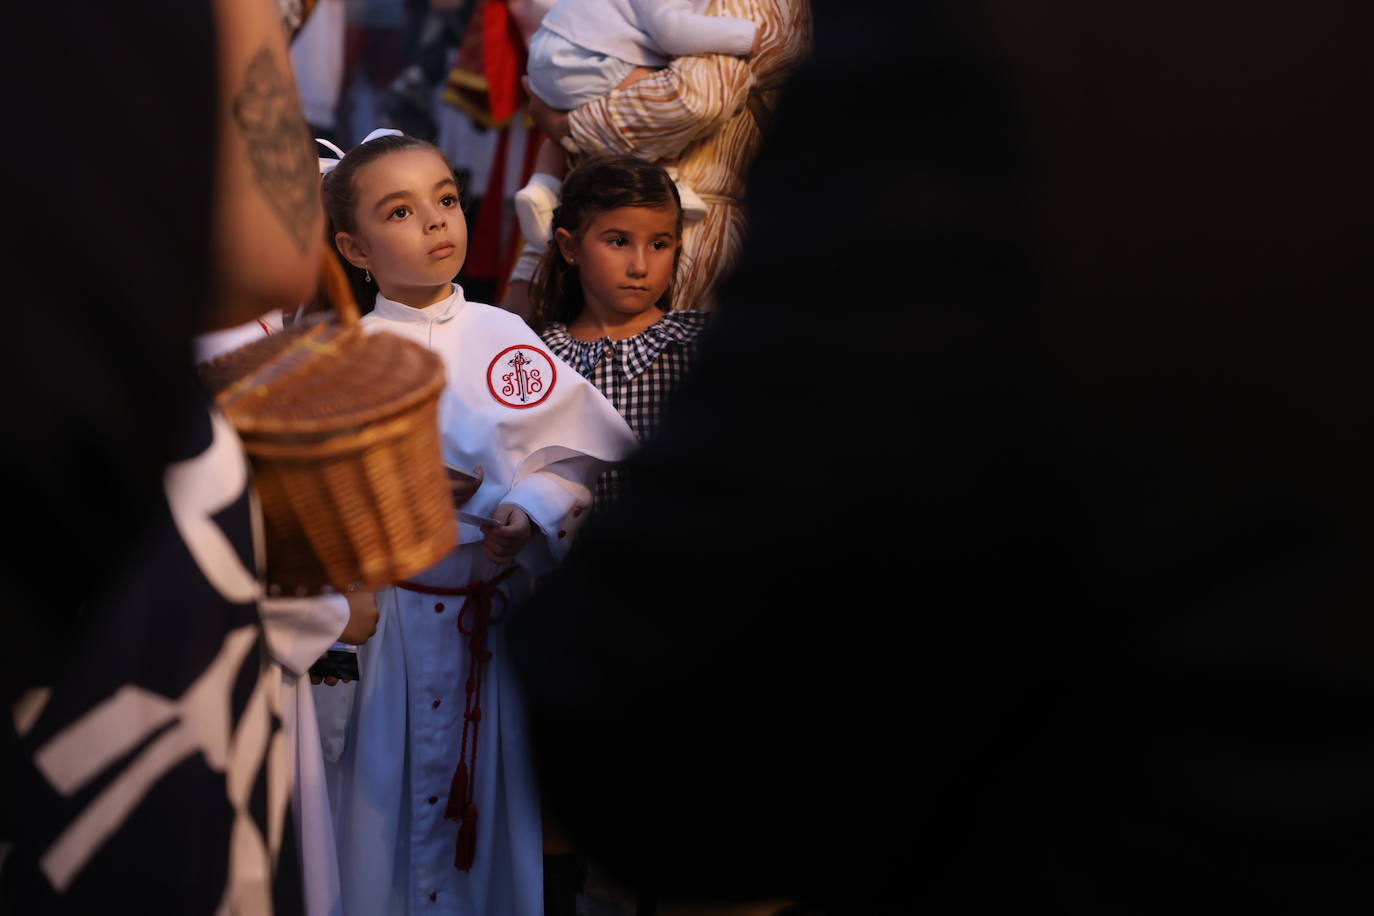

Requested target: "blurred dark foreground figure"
[
  {"left": 508, "top": 1, "right": 1374, "bottom": 912},
  {"left": 2, "top": 0, "right": 325, "bottom": 911}
]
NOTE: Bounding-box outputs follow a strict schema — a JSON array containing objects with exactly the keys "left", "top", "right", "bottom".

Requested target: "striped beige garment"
[{"left": 568, "top": 0, "right": 812, "bottom": 311}]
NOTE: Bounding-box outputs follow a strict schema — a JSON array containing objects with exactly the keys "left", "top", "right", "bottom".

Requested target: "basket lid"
[{"left": 218, "top": 327, "right": 447, "bottom": 437}]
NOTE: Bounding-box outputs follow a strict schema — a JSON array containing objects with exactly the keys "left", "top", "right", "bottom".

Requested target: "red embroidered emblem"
[{"left": 486, "top": 345, "right": 557, "bottom": 408}]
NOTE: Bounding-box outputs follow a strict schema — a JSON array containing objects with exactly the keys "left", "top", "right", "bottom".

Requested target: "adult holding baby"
[{"left": 503, "top": 0, "right": 812, "bottom": 319}]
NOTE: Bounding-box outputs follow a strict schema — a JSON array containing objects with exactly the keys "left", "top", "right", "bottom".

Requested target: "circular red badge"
[{"left": 486, "top": 345, "right": 557, "bottom": 408}]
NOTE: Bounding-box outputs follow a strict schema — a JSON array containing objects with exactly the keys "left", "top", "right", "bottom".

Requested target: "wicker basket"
[{"left": 204, "top": 251, "right": 456, "bottom": 595}]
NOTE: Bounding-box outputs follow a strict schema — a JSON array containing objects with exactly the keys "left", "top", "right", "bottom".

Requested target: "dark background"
[{"left": 509, "top": 1, "right": 1374, "bottom": 912}]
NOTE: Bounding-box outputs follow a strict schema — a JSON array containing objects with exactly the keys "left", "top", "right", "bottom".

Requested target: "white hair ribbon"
[
  {"left": 316, "top": 137, "right": 345, "bottom": 175},
  {"left": 361, "top": 127, "right": 405, "bottom": 144},
  {"left": 317, "top": 130, "right": 404, "bottom": 175}
]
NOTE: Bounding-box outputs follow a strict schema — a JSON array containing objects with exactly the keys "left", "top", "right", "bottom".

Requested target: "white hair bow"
[
  {"left": 316, "top": 137, "right": 345, "bottom": 175},
  {"left": 316, "top": 129, "right": 405, "bottom": 175},
  {"left": 361, "top": 127, "right": 404, "bottom": 143}
]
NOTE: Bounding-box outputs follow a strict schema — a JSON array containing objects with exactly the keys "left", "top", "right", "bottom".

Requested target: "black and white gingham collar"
[{"left": 543, "top": 310, "right": 709, "bottom": 380}]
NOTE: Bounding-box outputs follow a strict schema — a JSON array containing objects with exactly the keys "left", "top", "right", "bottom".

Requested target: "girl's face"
[
  {"left": 556, "top": 204, "right": 680, "bottom": 324},
  {"left": 335, "top": 148, "right": 467, "bottom": 307}
]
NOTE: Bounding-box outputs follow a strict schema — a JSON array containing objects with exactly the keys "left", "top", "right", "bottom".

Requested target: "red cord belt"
[{"left": 396, "top": 565, "right": 517, "bottom": 871}]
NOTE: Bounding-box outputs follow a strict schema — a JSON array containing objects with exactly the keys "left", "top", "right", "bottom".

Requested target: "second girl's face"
[
  {"left": 559, "top": 204, "right": 680, "bottom": 321},
  {"left": 338, "top": 148, "right": 467, "bottom": 306}
]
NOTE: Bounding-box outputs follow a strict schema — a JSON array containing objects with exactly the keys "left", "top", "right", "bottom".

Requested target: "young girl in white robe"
[{"left": 315, "top": 130, "right": 637, "bottom": 915}]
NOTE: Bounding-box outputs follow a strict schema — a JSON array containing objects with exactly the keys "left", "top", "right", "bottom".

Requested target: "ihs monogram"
[{"left": 501, "top": 351, "right": 545, "bottom": 404}]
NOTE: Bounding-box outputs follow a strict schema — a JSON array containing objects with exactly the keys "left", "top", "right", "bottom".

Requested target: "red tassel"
[
  {"left": 446, "top": 762, "right": 469, "bottom": 821},
  {"left": 454, "top": 803, "right": 478, "bottom": 871}
]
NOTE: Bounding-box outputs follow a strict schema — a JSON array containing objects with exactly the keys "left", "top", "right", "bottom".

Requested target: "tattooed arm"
[{"left": 206, "top": 0, "right": 322, "bottom": 332}]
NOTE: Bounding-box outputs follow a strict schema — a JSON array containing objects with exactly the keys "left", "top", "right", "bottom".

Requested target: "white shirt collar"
[{"left": 368, "top": 283, "right": 466, "bottom": 325}]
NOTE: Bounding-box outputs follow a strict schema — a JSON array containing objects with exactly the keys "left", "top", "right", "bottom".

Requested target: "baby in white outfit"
[{"left": 516, "top": 0, "right": 760, "bottom": 246}]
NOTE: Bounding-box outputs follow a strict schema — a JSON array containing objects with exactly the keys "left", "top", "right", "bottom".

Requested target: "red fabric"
[
  {"left": 481, "top": 0, "right": 527, "bottom": 125},
  {"left": 444, "top": 0, "right": 537, "bottom": 289},
  {"left": 442, "top": 0, "right": 527, "bottom": 128}
]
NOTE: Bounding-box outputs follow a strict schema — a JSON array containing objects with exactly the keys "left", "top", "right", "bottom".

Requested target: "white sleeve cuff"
[{"left": 503, "top": 459, "right": 600, "bottom": 570}]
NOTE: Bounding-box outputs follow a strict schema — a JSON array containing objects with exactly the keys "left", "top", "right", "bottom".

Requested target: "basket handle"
[{"left": 320, "top": 248, "right": 360, "bottom": 329}]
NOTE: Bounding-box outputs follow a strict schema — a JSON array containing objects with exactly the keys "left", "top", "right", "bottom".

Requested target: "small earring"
[
  {"left": 364, "top": 269, "right": 372, "bottom": 283},
  {"left": 568, "top": 258, "right": 575, "bottom": 266}
]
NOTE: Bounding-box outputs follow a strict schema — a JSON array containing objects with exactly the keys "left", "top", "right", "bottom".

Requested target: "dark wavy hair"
[
  {"left": 530, "top": 154, "right": 683, "bottom": 331},
  {"left": 318, "top": 133, "right": 460, "bottom": 311}
]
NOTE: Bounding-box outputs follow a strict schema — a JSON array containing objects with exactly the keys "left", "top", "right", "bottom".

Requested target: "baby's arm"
[
  {"left": 563, "top": 34, "right": 754, "bottom": 162},
  {"left": 560, "top": 0, "right": 803, "bottom": 162},
  {"left": 633, "top": 0, "right": 758, "bottom": 59}
]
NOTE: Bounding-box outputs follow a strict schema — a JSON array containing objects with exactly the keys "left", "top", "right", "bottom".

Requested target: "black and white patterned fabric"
[
  {"left": 541, "top": 310, "right": 710, "bottom": 506},
  {"left": 0, "top": 397, "right": 302, "bottom": 915}
]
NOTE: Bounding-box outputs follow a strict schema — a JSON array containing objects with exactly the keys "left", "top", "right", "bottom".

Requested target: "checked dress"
[{"left": 541, "top": 309, "right": 710, "bottom": 507}]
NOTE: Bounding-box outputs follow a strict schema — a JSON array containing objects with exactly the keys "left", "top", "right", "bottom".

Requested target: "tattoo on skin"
[{"left": 231, "top": 47, "right": 320, "bottom": 252}]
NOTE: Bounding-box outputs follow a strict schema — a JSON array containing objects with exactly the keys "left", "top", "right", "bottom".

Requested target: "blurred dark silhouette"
[
  {"left": 2, "top": 2, "right": 316, "bottom": 911},
  {"left": 1, "top": 3, "right": 218, "bottom": 695},
  {"left": 508, "top": 1, "right": 1374, "bottom": 912}
]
